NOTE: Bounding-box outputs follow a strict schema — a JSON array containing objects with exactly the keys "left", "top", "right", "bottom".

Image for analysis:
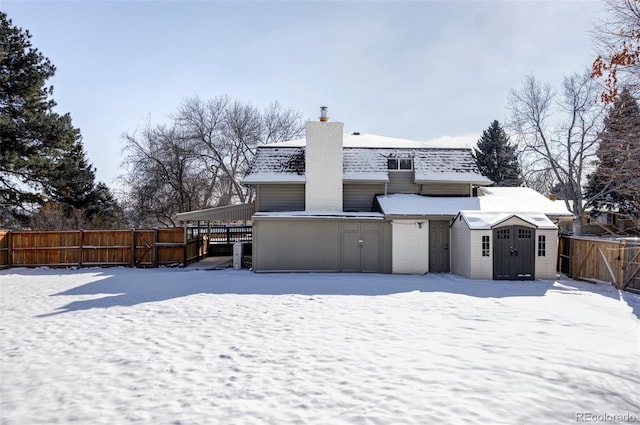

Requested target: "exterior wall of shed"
[
  {"left": 252, "top": 218, "right": 392, "bottom": 273},
  {"left": 256, "top": 184, "right": 305, "bottom": 212},
  {"left": 469, "top": 230, "right": 493, "bottom": 279},
  {"left": 343, "top": 183, "right": 385, "bottom": 212},
  {"left": 451, "top": 216, "right": 559, "bottom": 280},
  {"left": 391, "top": 220, "right": 429, "bottom": 274},
  {"left": 451, "top": 218, "right": 472, "bottom": 278},
  {"left": 535, "top": 228, "right": 558, "bottom": 280}
]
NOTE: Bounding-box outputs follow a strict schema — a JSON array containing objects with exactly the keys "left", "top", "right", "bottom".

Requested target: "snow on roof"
[
  {"left": 244, "top": 139, "right": 488, "bottom": 184},
  {"left": 376, "top": 188, "right": 574, "bottom": 220},
  {"left": 458, "top": 211, "right": 557, "bottom": 230},
  {"left": 269, "top": 133, "right": 478, "bottom": 149},
  {"left": 253, "top": 211, "right": 384, "bottom": 219},
  {"left": 478, "top": 187, "right": 574, "bottom": 217},
  {"left": 376, "top": 194, "right": 480, "bottom": 216}
]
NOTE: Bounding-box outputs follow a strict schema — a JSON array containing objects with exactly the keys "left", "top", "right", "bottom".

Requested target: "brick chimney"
[{"left": 305, "top": 107, "right": 343, "bottom": 211}]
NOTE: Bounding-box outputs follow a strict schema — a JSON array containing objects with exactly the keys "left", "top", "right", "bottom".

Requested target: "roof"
[
  {"left": 243, "top": 134, "right": 490, "bottom": 185},
  {"left": 457, "top": 211, "right": 557, "bottom": 230},
  {"left": 269, "top": 133, "right": 478, "bottom": 148},
  {"left": 176, "top": 203, "right": 256, "bottom": 222},
  {"left": 478, "top": 187, "right": 574, "bottom": 217},
  {"left": 376, "top": 194, "right": 480, "bottom": 217},
  {"left": 376, "top": 189, "right": 573, "bottom": 220}
]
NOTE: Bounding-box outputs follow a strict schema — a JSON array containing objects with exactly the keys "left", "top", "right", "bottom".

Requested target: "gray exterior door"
[
  {"left": 429, "top": 220, "right": 450, "bottom": 272},
  {"left": 493, "top": 226, "right": 535, "bottom": 280},
  {"left": 342, "top": 222, "right": 381, "bottom": 273}
]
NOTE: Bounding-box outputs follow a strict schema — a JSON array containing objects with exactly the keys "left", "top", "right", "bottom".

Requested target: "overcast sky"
[{"left": 3, "top": 0, "right": 604, "bottom": 187}]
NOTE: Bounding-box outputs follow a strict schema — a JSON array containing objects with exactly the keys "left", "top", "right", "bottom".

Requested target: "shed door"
[
  {"left": 493, "top": 226, "right": 535, "bottom": 280},
  {"left": 429, "top": 220, "right": 450, "bottom": 272},
  {"left": 342, "top": 222, "right": 381, "bottom": 273}
]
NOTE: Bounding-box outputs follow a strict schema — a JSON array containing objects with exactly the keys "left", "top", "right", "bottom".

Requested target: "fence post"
[
  {"left": 618, "top": 240, "right": 626, "bottom": 290},
  {"left": 7, "top": 231, "right": 12, "bottom": 269},
  {"left": 78, "top": 230, "right": 84, "bottom": 268},
  {"left": 183, "top": 226, "right": 188, "bottom": 267},
  {"left": 226, "top": 226, "right": 231, "bottom": 244},
  {"left": 130, "top": 229, "right": 136, "bottom": 267},
  {"left": 153, "top": 228, "right": 159, "bottom": 268}
]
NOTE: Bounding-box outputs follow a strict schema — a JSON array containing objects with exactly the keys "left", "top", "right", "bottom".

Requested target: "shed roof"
[{"left": 457, "top": 211, "right": 557, "bottom": 230}]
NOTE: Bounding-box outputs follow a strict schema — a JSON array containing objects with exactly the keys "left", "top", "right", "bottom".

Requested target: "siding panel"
[
  {"left": 343, "top": 183, "right": 386, "bottom": 212},
  {"left": 387, "top": 172, "right": 420, "bottom": 194},
  {"left": 421, "top": 183, "right": 471, "bottom": 196},
  {"left": 256, "top": 184, "right": 305, "bottom": 212}
]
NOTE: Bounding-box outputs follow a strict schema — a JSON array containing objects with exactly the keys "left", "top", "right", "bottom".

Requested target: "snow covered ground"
[{"left": 1, "top": 267, "right": 639, "bottom": 425}]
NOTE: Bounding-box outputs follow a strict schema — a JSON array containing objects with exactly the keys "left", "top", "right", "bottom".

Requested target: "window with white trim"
[
  {"left": 482, "top": 235, "right": 490, "bottom": 257},
  {"left": 538, "top": 235, "right": 546, "bottom": 256},
  {"left": 387, "top": 157, "right": 412, "bottom": 170}
]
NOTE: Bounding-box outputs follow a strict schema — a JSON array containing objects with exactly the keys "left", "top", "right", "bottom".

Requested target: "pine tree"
[
  {"left": 585, "top": 88, "right": 640, "bottom": 220},
  {"left": 0, "top": 12, "right": 119, "bottom": 227},
  {"left": 473, "top": 120, "right": 523, "bottom": 186}
]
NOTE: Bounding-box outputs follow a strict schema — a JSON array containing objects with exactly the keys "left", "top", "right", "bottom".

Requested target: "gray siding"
[
  {"left": 387, "top": 171, "right": 420, "bottom": 194},
  {"left": 343, "top": 183, "right": 386, "bottom": 212},
  {"left": 421, "top": 183, "right": 471, "bottom": 196},
  {"left": 256, "top": 184, "right": 305, "bottom": 212},
  {"left": 253, "top": 218, "right": 392, "bottom": 273}
]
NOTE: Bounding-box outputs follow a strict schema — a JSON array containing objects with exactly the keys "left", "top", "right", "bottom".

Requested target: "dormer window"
[{"left": 387, "top": 157, "right": 412, "bottom": 170}]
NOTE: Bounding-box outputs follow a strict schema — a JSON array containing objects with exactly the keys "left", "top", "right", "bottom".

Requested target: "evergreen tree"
[
  {"left": 0, "top": 12, "right": 120, "bottom": 227},
  {"left": 585, "top": 88, "right": 640, "bottom": 219},
  {"left": 473, "top": 120, "right": 523, "bottom": 186}
]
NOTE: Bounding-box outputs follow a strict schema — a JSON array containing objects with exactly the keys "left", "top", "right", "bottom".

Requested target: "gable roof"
[
  {"left": 457, "top": 211, "right": 557, "bottom": 230},
  {"left": 242, "top": 134, "right": 490, "bottom": 185}
]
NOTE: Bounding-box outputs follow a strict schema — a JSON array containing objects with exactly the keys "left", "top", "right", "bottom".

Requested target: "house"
[{"left": 178, "top": 108, "right": 574, "bottom": 279}]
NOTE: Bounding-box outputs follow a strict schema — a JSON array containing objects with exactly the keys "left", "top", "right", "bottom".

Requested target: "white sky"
[{"left": 3, "top": 0, "right": 604, "bottom": 187}]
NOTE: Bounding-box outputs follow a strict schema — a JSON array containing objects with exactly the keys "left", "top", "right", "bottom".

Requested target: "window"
[
  {"left": 538, "top": 235, "right": 546, "bottom": 256},
  {"left": 482, "top": 235, "right": 490, "bottom": 257},
  {"left": 387, "top": 157, "right": 412, "bottom": 170}
]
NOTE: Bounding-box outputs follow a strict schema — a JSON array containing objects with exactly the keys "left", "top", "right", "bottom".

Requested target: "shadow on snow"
[{"left": 3, "top": 267, "right": 634, "bottom": 318}]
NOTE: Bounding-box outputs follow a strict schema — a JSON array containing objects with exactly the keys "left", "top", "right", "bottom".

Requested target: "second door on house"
[
  {"left": 493, "top": 225, "right": 535, "bottom": 280},
  {"left": 342, "top": 222, "right": 381, "bottom": 272},
  {"left": 429, "top": 220, "right": 450, "bottom": 272}
]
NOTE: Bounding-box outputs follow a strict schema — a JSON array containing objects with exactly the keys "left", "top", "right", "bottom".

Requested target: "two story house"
[{"left": 179, "top": 109, "right": 574, "bottom": 279}]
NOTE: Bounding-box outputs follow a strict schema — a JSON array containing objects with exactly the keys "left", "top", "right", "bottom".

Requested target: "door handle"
[{"left": 358, "top": 239, "right": 364, "bottom": 247}]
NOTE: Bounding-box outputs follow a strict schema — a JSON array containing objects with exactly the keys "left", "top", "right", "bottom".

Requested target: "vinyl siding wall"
[
  {"left": 343, "top": 183, "right": 385, "bottom": 212},
  {"left": 535, "top": 229, "right": 558, "bottom": 280},
  {"left": 252, "top": 218, "right": 392, "bottom": 273},
  {"left": 256, "top": 184, "right": 305, "bottom": 212},
  {"left": 450, "top": 218, "right": 472, "bottom": 278},
  {"left": 421, "top": 183, "right": 471, "bottom": 196}
]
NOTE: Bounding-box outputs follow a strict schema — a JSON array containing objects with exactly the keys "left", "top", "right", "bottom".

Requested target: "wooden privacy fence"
[
  {"left": 558, "top": 235, "right": 640, "bottom": 292},
  {"left": 0, "top": 228, "right": 207, "bottom": 269}
]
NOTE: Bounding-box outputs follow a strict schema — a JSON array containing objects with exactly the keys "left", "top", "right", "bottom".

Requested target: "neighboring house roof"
[
  {"left": 457, "top": 211, "right": 557, "bottom": 230},
  {"left": 269, "top": 133, "right": 477, "bottom": 148},
  {"left": 242, "top": 134, "right": 490, "bottom": 185}
]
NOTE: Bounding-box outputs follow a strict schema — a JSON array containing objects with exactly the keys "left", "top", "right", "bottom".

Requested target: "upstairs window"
[{"left": 387, "top": 157, "right": 412, "bottom": 170}]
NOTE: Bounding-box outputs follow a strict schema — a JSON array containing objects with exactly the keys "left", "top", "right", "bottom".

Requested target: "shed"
[{"left": 451, "top": 211, "right": 558, "bottom": 280}]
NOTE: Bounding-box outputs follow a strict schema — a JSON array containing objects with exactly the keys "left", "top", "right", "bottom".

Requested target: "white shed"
[{"left": 451, "top": 211, "right": 558, "bottom": 280}]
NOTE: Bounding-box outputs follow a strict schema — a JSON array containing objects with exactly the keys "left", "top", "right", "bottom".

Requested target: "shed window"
[
  {"left": 482, "top": 235, "right": 490, "bottom": 257},
  {"left": 387, "top": 157, "right": 412, "bottom": 170},
  {"left": 538, "top": 235, "right": 546, "bottom": 256}
]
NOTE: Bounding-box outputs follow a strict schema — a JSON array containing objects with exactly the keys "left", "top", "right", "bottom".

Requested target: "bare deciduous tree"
[
  {"left": 120, "top": 96, "right": 304, "bottom": 227},
  {"left": 508, "top": 72, "right": 605, "bottom": 234},
  {"left": 592, "top": 0, "right": 640, "bottom": 103}
]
